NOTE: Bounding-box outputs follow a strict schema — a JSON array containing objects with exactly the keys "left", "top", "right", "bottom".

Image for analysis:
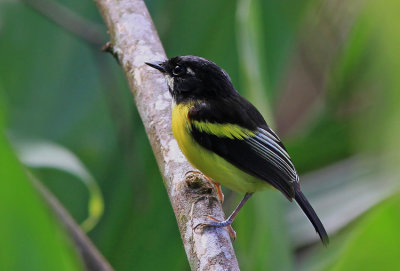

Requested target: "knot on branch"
[
  {"left": 185, "top": 171, "right": 214, "bottom": 196},
  {"left": 102, "top": 41, "right": 120, "bottom": 64}
]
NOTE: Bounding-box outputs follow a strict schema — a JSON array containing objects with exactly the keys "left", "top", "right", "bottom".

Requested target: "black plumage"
[
  {"left": 188, "top": 97, "right": 296, "bottom": 199},
  {"left": 145, "top": 55, "right": 329, "bottom": 245}
]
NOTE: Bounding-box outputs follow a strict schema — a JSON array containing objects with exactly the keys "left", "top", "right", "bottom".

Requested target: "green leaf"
[
  {"left": 13, "top": 140, "right": 104, "bottom": 232},
  {"left": 0, "top": 132, "right": 84, "bottom": 271},
  {"left": 328, "top": 196, "right": 400, "bottom": 270},
  {"left": 236, "top": 0, "right": 272, "bottom": 120},
  {"left": 312, "top": 195, "right": 400, "bottom": 271},
  {"left": 235, "top": 191, "right": 294, "bottom": 271}
]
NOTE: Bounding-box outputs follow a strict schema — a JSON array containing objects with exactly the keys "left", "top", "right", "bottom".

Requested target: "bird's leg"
[
  {"left": 203, "top": 193, "right": 253, "bottom": 227},
  {"left": 196, "top": 193, "right": 253, "bottom": 239},
  {"left": 185, "top": 170, "right": 224, "bottom": 203}
]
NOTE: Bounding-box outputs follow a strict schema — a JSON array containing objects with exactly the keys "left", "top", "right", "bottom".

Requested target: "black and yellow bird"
[{"left": 146, "top": 56, "right": 329, "bottom": 245}]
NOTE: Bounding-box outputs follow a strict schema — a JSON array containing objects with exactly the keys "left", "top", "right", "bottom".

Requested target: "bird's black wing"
[
  {"left": 188, "top": 96, "right": 298, "bottom": 199},
  {"left": 189, "top": 95, "right": 329, "bottom": 245}
]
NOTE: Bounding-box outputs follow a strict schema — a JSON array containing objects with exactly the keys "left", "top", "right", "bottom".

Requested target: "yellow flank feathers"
[
  {"left": 190, "top": 121, "right": 255, "bottom": 139},
  {"left": 172, "top": 102, "right": 269, "bottom": 193}
]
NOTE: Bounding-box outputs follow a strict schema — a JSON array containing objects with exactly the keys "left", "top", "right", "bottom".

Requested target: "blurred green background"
[{"left": 1, "top": 0, "right": 400, "bottom": 270}]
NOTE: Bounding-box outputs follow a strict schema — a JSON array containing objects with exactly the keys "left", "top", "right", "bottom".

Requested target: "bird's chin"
[
  {"left": 164, "top": 74, "right": 175, "bottom": 90},
  {"left": 171, "top": 98, "right": 177, "bottom": 107}
]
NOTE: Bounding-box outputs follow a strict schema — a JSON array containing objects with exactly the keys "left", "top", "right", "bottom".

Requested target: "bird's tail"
[{"left": 294, "top": 189, "right": 329, "bottom": 246}]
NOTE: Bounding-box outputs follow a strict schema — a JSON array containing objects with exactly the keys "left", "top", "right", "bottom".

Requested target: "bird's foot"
[{"left": 195, "top": 215, "right": 236, "bottom": 240}]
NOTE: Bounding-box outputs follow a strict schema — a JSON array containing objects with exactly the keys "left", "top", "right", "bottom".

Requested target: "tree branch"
[
  {"left": 21, "top": 0, "right": 106, "bottom": 46},
  {"left": 32, "top": 178, "right": 114, "bottom": 271},
  {"left": 21, "top": 0, "right": 138, "bottom": 172},
  {"left": 94, "top": 0, "right": 240, "bottom": 270}
]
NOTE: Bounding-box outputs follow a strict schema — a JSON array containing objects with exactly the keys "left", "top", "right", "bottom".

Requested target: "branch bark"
[{"left": 94, "top": 0, "right": 240, "bottom": 270}]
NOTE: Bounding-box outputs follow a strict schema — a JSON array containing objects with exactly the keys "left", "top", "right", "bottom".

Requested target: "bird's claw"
[{"left": 194, "top": 215, "right": 237, "bottom": 240}]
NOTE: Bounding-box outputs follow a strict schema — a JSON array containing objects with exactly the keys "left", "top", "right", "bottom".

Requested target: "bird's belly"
[{"left": 172, "top": 105, "right": 268, "bottom": 193}]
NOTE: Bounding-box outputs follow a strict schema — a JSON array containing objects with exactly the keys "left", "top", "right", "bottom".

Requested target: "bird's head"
[{"left": 146, "top": 56, "right": 236, "bottom": 103}]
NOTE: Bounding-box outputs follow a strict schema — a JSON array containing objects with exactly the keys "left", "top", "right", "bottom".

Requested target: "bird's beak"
[{"left": 145, "top": 61, "right": 166, "bottom": 73}]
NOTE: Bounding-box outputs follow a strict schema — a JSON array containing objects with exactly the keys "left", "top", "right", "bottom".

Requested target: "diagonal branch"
[
  {"left": 94, "top": 0, "right": 240, "bottom": 270},
  {"left": 21, "top": 0, "right": 138, "bottom": 172},
  {"left": 32, "top": 178, "right": 114, "bottom": 271},
  {"left": 21, "top": 0, "right": 106, "bottom": 46}
]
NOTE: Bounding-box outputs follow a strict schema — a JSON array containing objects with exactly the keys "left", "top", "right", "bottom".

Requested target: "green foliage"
[
  {"left": 235, "top": 191, "right": 293, "bottom": 271},
  {"left": 1, "top": 0, "right": 400, "bottom": 270},
  {"left": 302, "top": 194, "right": 400, "bottom": 271},
  {"left": 0, "top": 123, "right": 84, "bottom": 270},
  {"left": 327, "top": 195, "right": 400, "bottom": 271},
  {"left": 14, "top": 140, "right": 104, "bottom": 232}
]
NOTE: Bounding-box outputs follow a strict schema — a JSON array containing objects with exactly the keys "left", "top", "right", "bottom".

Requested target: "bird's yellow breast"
[{"left": 171, "top": 103, "right": 269, "bottom": 193}]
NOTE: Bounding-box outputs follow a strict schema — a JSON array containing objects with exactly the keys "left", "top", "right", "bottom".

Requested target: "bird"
[{"left": 145, "top": 56, "right": 329, "bottom": 245}]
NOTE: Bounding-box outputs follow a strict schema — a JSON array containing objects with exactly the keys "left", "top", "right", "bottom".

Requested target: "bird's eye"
[{"left": 172, "top": 65, "right": 186, "bottom": 76}]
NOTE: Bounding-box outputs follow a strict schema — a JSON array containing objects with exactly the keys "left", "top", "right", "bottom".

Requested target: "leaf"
[
  {"left": 287, "top": 156, "right": 400, "bottom": 247},
  {"left": 236, "top": 0, "right": 272, "bottom": 120},
  {"left": 0, "top": 131, "right": 85, "bottom": 271},
  {"left": 328, "top": 195, "right": 400, "bottom": 270},
  {"left": 303, "top": 194, "right": 400, "bottom": 271},
  {"left": 235, "top": 191, "right": 294, "bottom": 271},
  {"left": 12, "top": 140, "right": 104, "bottom": 232}
]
